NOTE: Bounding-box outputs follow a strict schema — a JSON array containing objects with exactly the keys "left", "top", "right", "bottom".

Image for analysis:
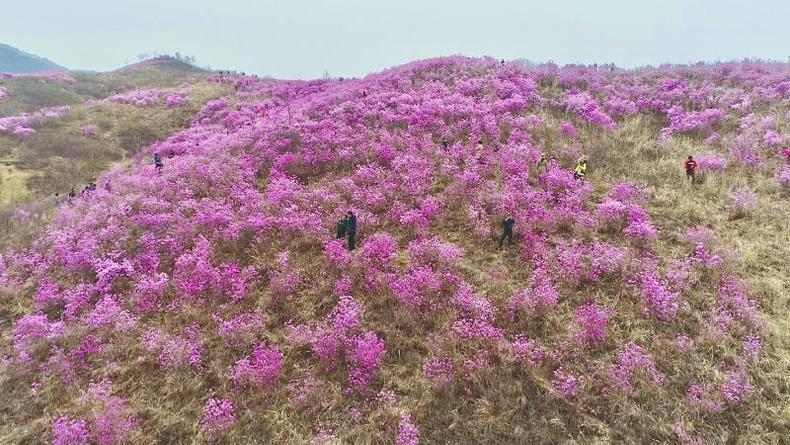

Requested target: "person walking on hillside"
[
  {"left": 498, "top": 215, "right": 516, "bottom": 249},
  {"left": 537, "top": 152, "right": 548, "bottom": 172},
  {"left": 574, "top": 159, "right": 588, "bottom": 180},
  {"left": 104, "top": 181, "right": 112, "bottom": 193},
  {"left": 67, "top": 187, "right": 76, "bottom": 205},
  {"left": 346, "top": 211, "right": 357, "bottom": 251},
  {"left": 684, "top": 155, "right": 698, "bottom": 183},
  {"left": 154, "top": 153, "right": 163, "bottom": 172},
  {"left": 336, "top": 215, "right": 348, "bottom": 239}
]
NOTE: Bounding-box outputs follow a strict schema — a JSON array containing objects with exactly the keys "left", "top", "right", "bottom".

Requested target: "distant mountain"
[{"left": 0, "top": 43, "right": 66, "bottom": 73}]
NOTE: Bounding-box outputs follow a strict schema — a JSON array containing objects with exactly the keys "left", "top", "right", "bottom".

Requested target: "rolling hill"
[{"left": 0, "top": 57, "right": 789, "bottom": 444}]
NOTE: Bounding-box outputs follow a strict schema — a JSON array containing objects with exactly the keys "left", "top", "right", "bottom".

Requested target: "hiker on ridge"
[
  {"left": 336, "top": 215, "right": 348, "bottom": 239},
  {"left": 684, "top": 155, "right": 698, "bottom": 183},
  {"left": 346, "top": 211, "right": 357, "bottom": 251},
  {"left": 498, "top": 215, "right": 516, "bottom": 249}
]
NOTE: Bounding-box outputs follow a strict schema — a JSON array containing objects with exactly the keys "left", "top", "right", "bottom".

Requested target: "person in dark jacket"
[
  {"left": 498, "top": 215, "right": 515, "bottom": 249},
  {"left": 154, "top": 153, "right": 163, "bottom": 171},
  {"left": 336, "top": 216, "right": 348, "bottom": 239},
  {"left": 346, "top": 211, "right": 357, "bottom": 251}
]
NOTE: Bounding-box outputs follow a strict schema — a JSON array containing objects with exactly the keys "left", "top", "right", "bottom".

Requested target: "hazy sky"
[{"left": 3, "top": 0, "right": 789, "bottom": 79}]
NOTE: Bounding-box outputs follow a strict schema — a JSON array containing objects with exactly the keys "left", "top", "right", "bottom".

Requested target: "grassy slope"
[
  {"left": 581, "top": 119, "right": 790, "bottom": 442},
  {"left": 0, "top": 66, "right": 230, "bottom": 249},
  {"left": 0, "top": 77, "right": 788, "bottom": 444},
  {"left": 112, "top": 113, "right": 788, "bottom": 443}
]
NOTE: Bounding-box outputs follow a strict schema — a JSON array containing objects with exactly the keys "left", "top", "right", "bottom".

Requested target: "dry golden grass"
[
  {"left": 0, "top": 80, "right": 231, "bottom": 251},
  {"left": 0, "top": 89, "right": 789, "bottom": 445}
]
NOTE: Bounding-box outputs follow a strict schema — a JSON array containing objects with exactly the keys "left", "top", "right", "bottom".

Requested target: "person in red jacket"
[{"left": 684, "top": 155, "right": 698, "bottom": 183}]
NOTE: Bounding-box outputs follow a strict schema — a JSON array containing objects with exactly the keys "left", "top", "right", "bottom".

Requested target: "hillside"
[
  {"left": 0, "top": 43, "right": 65, "bottom": 74},
  {"left": 0, "top": 58, "right": 789, "bottom": 444},
  {"left": 0, "top": 62, "right": 231, "bottom": 223}
]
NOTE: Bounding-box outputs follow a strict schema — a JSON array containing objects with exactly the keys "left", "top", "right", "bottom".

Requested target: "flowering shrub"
[
  {"left": 507, "top": 267, "right": 558, "bottom": 319},
  {"left": 81, "top": 124, "right": 98, "bottom": 137},
  {"left": 639, "top": 272, "right": 682, "bottom": 320},
  {"left": 0, "top": 106, "right": 70, "bottom": 135},
  {"left": 684, "top": 224, "right": 719, "bottom": 249},
  {"left": 573, "top": 303, "right": 613, "bottom": 346},
  {"left": 560, "top": 121, "right": 578, "bottom": 138},
  {"left": 604, "top": 96, "right": 638, "bottom": 117},
  {"left": 396, "top": 413, "right": 420, "bottom": 445},
  {"left": 763, "top": 130, "right": 783, "bottom": 147},
  {"left": 549, "top": 367, "right": 582, "bottom": 398},
  {"left": 564, "top": 91, "right": 617, "bottom": 130},
  {"left": 694, "top": 154, "right": 727, "bottom": 172},
  {"left": 1, "top": 70, "right": 75, "bottom": 82},
  {"left": 775, "top": 164, "right": 790, "bottom": 189},
  {"left": 609, "top": 343, "right": 665, "bottom": 394},
  {"left": 76, "top": 380, "right": 138, "bottom": 445},
  {"left": 725, "top": 187, "right": 758, "bottom": 218},
  {"left": 605, "top": 182, "right": 649, "bottom": 206},
  {"left": 424, "top": 356, "right": 456, "bottom": 388},
  {"left": 229, "top": 342, "right": 283, "bottom": 388},
  {"left": 624, "top": 208, "right": 658, "bottom": 245},
  {"left": 52, "top": 417, "right": 91, "bottom": 445},
  {"left": 666, "top": 106, "right": 724, "bottom": 134},
  {"left": 105, "top": 89, "right": 166, "bottom": 107},
  {"left": 510, "top": 335, "right": 545, "bottom": 367},
  {"left": 200, "top": 397, "right": 236, "bottom": 437},
  {"left": 165, "top": 93, "right": 189, "bottom": 108},
  {"left": 288, "top": 296, "right": 386, "bottom": 395},
  {"left": 215, "top": 312, "right": 265, "bottom": 349},
  {"left": 143, "top": 325, "right": 204, "bottom": 371},
  {"left": 687, "top": 365, "right": 753, "bottom": 412}
]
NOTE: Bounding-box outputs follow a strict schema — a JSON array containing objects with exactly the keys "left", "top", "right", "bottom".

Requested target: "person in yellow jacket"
[{"left": 573, "top": 159, "right": 588, "bottom": 180}]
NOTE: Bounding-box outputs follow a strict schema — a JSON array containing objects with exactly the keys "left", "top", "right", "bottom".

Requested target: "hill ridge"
[{"left": 0, "top": 43, "right": 66, "bottom": 73}]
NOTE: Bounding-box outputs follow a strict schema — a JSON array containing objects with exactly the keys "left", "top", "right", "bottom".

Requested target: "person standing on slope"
[
  {"left": 537, "top": 152, "right": 548, "bottom": 172},
  {"left": 684, "top": 155, "right": 698, "bottom": 183},
  {"left": 154, "top": 153, "right": 164, "bottom": 172},
  {"left": 336, "top": 215, "right": 348, "bottom": 239},
  {"left": 346, "top": 211, "right": 357, "bottom": 251},
  {"left": 574, "top": 159, "right": 588, "bottom": 180},
  {"left": 498, "top": 215, "right": 516, "bottom": 249}
]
